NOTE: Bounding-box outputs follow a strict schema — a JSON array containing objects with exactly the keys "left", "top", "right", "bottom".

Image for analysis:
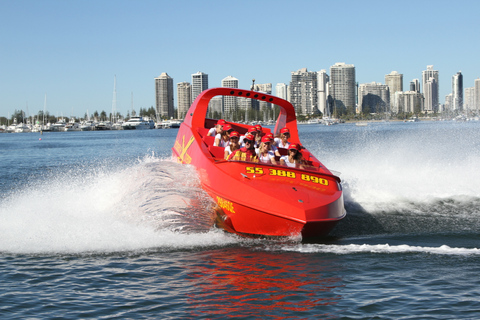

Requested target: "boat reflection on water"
[{"left": 185, "top": 247, "right": 343, "bottom": 317}]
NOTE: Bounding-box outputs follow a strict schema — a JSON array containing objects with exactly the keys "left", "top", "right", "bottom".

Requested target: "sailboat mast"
[{"left": 112, "top": 75, "right": 117, "bottom": 123}]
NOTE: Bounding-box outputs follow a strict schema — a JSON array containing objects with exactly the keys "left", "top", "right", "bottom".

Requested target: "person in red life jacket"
[
  {"left": 240, "top": 126, "right": 258, "bottom": 147},
  {"left": 227, "top": 133, "right": 258, "bottom": 162},
  {"left": 224, "top": 130, "right": 240, "bottom": 159},
  {"left": 214, "top": 123, "right": 233, "bottom": 147},
  {"left": 257, "top": 136, "right": 277, "bottom": 165},
  {"left": 274, "top": 127, "right": 291, "bottom": 156},
  {"left": 279, "top": 143, "right": 304, "bottom": 169},
  {"left": 207, "top": 119, "right": 226, "bottom": 136}
]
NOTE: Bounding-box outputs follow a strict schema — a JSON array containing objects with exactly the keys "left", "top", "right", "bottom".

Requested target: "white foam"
[
  {"left": 280, "top": 243, "right": 480, "bottom": 256},
  {"left": 320, "top": 124, "right": 480, "bottom": 212},
  {"left": 0, "top": 157, "right": 239, "bottom": 254}
]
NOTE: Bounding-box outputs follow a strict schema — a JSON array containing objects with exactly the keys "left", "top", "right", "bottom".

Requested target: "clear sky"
[{"left": 1, "top": 0, "right": 479, "bottom": 118}]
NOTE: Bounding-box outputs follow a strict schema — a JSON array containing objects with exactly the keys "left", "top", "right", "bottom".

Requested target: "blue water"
[{"left": 1, "top": 122, "right": 480, "bottom": 319}]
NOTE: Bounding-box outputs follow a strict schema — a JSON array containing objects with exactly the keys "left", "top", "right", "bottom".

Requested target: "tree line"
[{"left": 0, "top": 107, "right": 157, "bottom": 125}]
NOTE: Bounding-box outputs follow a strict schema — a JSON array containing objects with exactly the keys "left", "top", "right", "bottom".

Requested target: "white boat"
[
  {"left": 80, "top": 120, "right": 95, "bottom": 131},
  {"left": 122, "top": 116, "right": 151, "bottom": 130},
  {"left": 111, "top": 119, "right": 124, "bottom": 130},
  {"left": 15, "top": 122, "right": 31, "bottom": 133},
  {"left": 51, "top": 118, "right": 67, "bottom": 131},
  {"left": 5, "top": 119, "right": 18, "bottom": 133},
  {"left": 64, "top": 118, "right": 81, "bottom": 131},
  {"left": 95, "top": 121, "right": 112, "bottom": 130},
  {"left": 156, "top": 119, "right": 182, "bottom": 129},
  {"left": 322, "top": 117, "right": 339, "bottom": 126}
]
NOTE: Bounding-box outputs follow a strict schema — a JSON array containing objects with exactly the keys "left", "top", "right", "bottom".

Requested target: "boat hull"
[
  {"left": 172, "top": 87, "right": 346, "bottom": 239},
  {"left": 173, "top": 125, "right": 345, "bottom": 238}
]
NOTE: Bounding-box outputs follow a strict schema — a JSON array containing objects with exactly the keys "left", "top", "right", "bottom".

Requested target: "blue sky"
[{"left": 1, "top": 0, "right": 479, "bottom": 118}]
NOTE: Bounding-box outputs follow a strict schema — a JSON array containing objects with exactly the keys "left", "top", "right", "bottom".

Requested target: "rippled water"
[{"left": 1, "top": 122, "right": 480, "bottom": 319}]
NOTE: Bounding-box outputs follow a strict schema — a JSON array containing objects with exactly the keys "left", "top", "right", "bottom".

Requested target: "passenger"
[
  {"left": 214, "top": 123, "right": 233, "bottom": 147},
  {"left": 265, "top": 132, "right": 278, "bottom": 154},
  {"left": 274, "top": 127, "right": 291, "bottom": 156},
  {"left": 257, "top": 136, "right": 277, "bottom": 165},
  {"left": 239, "top": 126, "right": 258, "bottom": 147},
  {"left": 280, "top": 143, "right": 304, "bottom": 169},
  {"left": 207, "top": 119, "right": 226, "bottom": 136},
  {"left": 227, "top": 133, "right": 258, "bottom": 162},
  {"left": 254, "top": 124, "right": 264, "bottom": 145},
  {"left": 224, "top": 131, "right": 240, "bottom": 159}
]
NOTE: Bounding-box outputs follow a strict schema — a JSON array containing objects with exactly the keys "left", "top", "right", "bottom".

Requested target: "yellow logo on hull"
[
  {"left": 174, "top": 135, "right": 195, "bottom": 164},
  {"left": 216, "top": 196, "right": 236, "bottom": 213}
]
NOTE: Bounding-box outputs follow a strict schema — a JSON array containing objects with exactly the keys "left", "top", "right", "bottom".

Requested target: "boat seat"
[
  {"left": 203, "top": 135, "right": 215, "bottom": 146},
  {"left": 277, "top": 147, "right": 288, "bottom": 156},
  {"left": 208, "top": 146, "right": 225, "bottom": 159},
  {"left": 197, "top": 127, "right": 209, "bottom": 138}
]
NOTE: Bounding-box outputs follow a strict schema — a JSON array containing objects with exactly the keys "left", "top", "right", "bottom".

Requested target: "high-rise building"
[
  {"left": 452, "top": 71, "right": 463, "bottom": 111},
  {"left": 329, "top": 62, "right": 356, "bottom": 115},
  {"left": 253, "top": 83, "right": 273, "bottom": 113},
  {"left": 254, "top": 83, "right": 272, "bottom": 94},
  {"left": 289, "top": 68, "right": 318, "bottom": 115},
  {"left": 317, "top": 70, "right": 329, "bottom": 116},
  {"left": 410, "top": 79, "right": 420, "bottom": 93},
  {"left": 475, "top": 79, "right": 480, "bottom": 111},
  {"left": 465, "top": 87, "right": 475, "bottom": 110},
  {"left": 191, "top": 72, "right": 208, "bottom": 101},
  {"left": 424, "top": 76, "right": 438, "bottom": 113},
  {"left": 358, "top": 82, "right": 390, "bottom": 113},
  {"left": 275, "top": 83, "right": 288, "bottom": 100},
  {"left": 444, "top": 93, "right": 453, "bottom": 111},
  {"left": 221, "top": 76, "right": 239, "bottom": 115},
  {"left": 394, "top": 91, "right": 424, "bottom": 114},
  {"left": 177, "top": 82, "right": 192, "bottom": 120},
  {"left": 155, "top": 72, "right": 174, "bottom": 119},
  {"left": 385, "top": 71, "right": 403, "bottom": 111},
  {"left": 422, "top": 65, "right": 439, "bottom": 112}
]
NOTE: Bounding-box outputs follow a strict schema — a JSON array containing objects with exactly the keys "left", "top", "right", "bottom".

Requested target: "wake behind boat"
[{"left": 172, "top": 87, "right": 346, "bottom": 239}]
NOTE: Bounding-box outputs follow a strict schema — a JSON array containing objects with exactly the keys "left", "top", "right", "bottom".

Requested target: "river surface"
[{"left": 1, "top": 121, "right": 480, "bottom": 319}]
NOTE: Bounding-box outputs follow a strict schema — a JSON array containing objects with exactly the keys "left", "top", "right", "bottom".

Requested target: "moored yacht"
[{"left": 122, "top": 116, "right": 151, "bottom": 130}]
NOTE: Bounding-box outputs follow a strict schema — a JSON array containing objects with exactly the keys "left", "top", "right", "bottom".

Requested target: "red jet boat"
[{"left": 172, "top": 87, "right": 346, "bottom": 238}]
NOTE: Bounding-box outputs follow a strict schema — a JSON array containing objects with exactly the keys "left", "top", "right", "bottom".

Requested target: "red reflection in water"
[{"left": 186, "top": 247, "right": 343, "bottom": 318}]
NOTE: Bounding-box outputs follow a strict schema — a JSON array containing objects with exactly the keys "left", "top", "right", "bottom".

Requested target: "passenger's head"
[
  {"left": 243, "top": 133, "right": 255, "bottom": 149},
  {"left": 288, "top": 143, "right": 300, "bottom": 158},
  {"left": 280, "top": 127, "right": 290, "bottom": 140},
  {"left": 265, "top": 133, "right": 274, "bottom": 142},
  {"left": 255, "top": 124, "right": 263, "bottom": 135},
  {"left": 248, "top": 126, "right": 257, "bottom": 134},
  {"left": 259, "top": 136, "right": 271, "bottom": 151},
  {"left": 222, "top": 124, "right": 233, "bottom": 137},
  {"left": 215, "top": 119, "right": 226, "bottom": 133},
  {"left": 229, "top": 131, "right": 240, "bottom": 144}
]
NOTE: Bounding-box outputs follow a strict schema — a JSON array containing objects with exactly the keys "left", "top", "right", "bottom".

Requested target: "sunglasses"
[
  {"left": 230, "top": 136, "right": 239, "bottom": 140},
  {"left": 289, "top": 149, "right": 297, "bottom": 152},
  {"left": 244, "top": 139, "right": 253, "bottom": 144}
]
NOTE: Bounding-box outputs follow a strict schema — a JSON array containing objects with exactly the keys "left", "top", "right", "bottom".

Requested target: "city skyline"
[{"left": 1, "top": 0, "right": 480, "bottom": 118}]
